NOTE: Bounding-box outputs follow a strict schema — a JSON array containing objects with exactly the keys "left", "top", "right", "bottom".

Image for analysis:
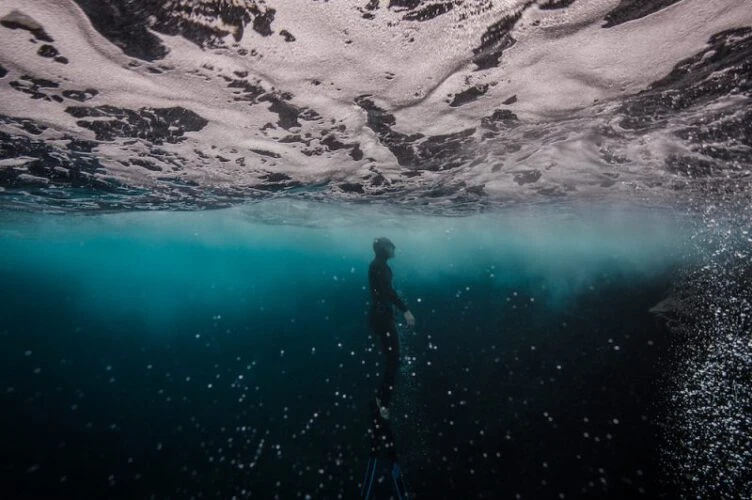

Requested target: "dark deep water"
[
  {"left": 0, "top": 203, "right": 694, "bottom": 499},
  {"left": 2, "top": 1, "right": 751, "bottom": 497}
]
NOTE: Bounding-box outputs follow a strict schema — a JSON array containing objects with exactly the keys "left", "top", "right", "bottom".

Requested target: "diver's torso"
[{"left": 368, "top": 259, "right": 395, "bottom": 323}]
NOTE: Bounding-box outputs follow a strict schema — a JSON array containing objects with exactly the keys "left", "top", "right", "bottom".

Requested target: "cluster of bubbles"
[{"left": 661, "top": 194, "right": 752, "bottom": 498}]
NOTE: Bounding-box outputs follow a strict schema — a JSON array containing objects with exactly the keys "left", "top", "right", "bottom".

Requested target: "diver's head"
[{"left": 373, "top": 237, "right": 395, "bottom": 259}]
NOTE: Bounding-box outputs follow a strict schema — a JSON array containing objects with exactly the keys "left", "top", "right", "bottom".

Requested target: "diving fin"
[
  {"left": 391, "top": 462, "right": 410, "bottom": 500},
  {"left": 361, "top": 457, "right": 410, "bottom": 500},
  {"left": 361, "top": 456, "right": 378, "bottom": 500}
]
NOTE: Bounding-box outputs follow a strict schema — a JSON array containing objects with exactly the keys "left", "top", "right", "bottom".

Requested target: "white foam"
[{"left": 0, "top": 0, "right": 750, "bottom": 203}]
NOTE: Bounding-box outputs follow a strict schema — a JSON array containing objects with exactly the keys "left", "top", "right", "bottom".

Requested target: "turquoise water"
[
  {"left": 0, "top": 202, "right": 694, "bottom": 497},
  {"left": 0, "top": 202, "right": 688, "bottom": 326}
]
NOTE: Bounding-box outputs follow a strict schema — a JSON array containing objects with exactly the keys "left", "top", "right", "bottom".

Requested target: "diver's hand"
[{"left": 404, "top": 310, "right": 415, "bottom": 328}]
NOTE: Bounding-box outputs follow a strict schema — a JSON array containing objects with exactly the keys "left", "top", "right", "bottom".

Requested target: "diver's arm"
[
  {"left": 374, "top": 263, "right": 416, "bottom": 327},
  {"left": 389, "top": 285, "right": 408, "bottom": 313},
  {"left": 385, "top": 270, "right": 415, "bottom": 327},
  {"left": 380, "top": 267, "right": 407, "bottom": 312},
  {"left": 391, "top": 289, "right": 415, "bottom": 328},
  {"left": 375, "top": 265, "right": 408, "bottom": 309}
]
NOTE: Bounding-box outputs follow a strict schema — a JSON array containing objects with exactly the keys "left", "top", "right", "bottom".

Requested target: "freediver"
[{"left": 362, "top": 237, "right": 415, "bottom": 500}]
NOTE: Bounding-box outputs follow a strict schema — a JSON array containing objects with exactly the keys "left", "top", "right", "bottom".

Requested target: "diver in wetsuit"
[
  {"left": 362, "top": 237, "right": 415, "bottom": 500},
  {"left": 369, "top": 236, "right": 415, "bottom": 419}
]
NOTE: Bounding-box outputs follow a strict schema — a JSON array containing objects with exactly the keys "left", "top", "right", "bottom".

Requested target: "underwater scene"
[{"left": 1, "top": 0, "right": 751, "bottom": 499}]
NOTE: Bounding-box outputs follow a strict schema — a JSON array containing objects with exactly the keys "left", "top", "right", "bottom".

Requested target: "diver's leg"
[
  {"left": 377, "top": 322, "right": 400, "bottom": 409},
  {"left": 368, "top": 397, "right": 398, "bottom": 458}
]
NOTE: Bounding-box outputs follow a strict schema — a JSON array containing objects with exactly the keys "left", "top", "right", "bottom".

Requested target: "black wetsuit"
[
  {"left": 368, "top": 256, "right": 408, "bottom": 409},
  {"left": 367, "top": 255, "right": 408, "bottom": 462}
]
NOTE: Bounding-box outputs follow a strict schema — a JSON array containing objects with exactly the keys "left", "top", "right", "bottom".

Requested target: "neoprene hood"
[{"left": 373, "top": 237, "right": 395, "bottom": 258}]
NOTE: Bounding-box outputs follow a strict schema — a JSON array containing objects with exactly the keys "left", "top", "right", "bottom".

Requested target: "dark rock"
[
  {"left": 0, "top": 10, "right": 54, "bottom": 42},
  {"left": 280, "top": 29, "right": 295, "bottom": 42},
  {"left": 130, "top": 158, "right": 162, "bottom": 171},
  {"left": 65, "top": 106, "right": 109, "bottom": 118},
  {"left": 355, "top": 95, "right": 398, "bottom": 134},
  {"left": 350, "top": 144, "right": 364, "bottom": 161},
  {"left": 416, "top": 128, "right": 476, "bottom": 168},
  {"left": 649, "top": 28, "right": 752, "bottom": 98},
  {"left": 600, "top": 148, "right": 628, "bottom": 164},
  {"left": 19, "top": 120, "right": 48, "bottom": 135},
  {"left": 403, "top": 2, "right": 454, "bottom": 22},
  {"left": 260, "top": 94, "right": 301, "bottom": 130},
  {"left": 0, "top": 64, "right": 7, "bottom": 78},
  {"left": 279, "top": 134, "right": 308, "bottom": 144},
  {"left": 538, "top": 0, "right": 576, "bottom": 9},
  {"left": 301, "top": 147, "right": 324, "bottom": 157},
  {"left": 321, "top": 135, "right": 346, "bottom": 151},
  {"left": 62, "top": 89, "right": 99, "bottom": 102},
  {"left": 603, "top": 0, "right": 683, "bottom": 28},
  {"left": 299, "top": 108, "right": 322, "bottom": 121},
  {"left": 54, "top": 56, "right": 69, "bottom": 64},
  {"left": 664, "top": 154, "right": 717, "bottom": 178},
  {"left": 425, "top": 184, "right": 458, "bottom": 198},
  {"left": 0, "top": 125, "right": 118, "bottom": 192},
  {"left": 481, "top": 109, "right": 519, "bottom": 131},
  {"left": 522, "top": 129, "right": 545, "bottom": 140},
  {"left": 513, "top": 170, "right": 542, "bottom": 185},
  {"left": 357, "top": 95, "right": 480, "bottom": 170},
  {"left": 676, "top": 109, "right": 752, "bottom": 150},
  {"left": 450, "top": 84, "right": 489, "bottom": 107},
  {"left": 162, "top": 177, "right": 200, "bottom": 188},
  {"left": 251, "top": 149, "right": 281, "bottom": 158},
  {"left": 389, "top": 0, "right": 420, "bottom": 9},
  {"left": 369, "top": 173, "right": 388, "bottom": 187},
  {"left": 256, "top": 172, "right": 297, "bottom": 191},
  {"left": 253, "top": 181, "right": 300, "bottom": 192},
  {"left": 469, "top": 156, "right": 486, "bottom": 168},
  {"left": 339, "top": 182, "right": 364, "bottom": 193},
  {"left": 156, "top": 107, "right": 209, "bottom": 131},
  {"left": 619, "top": 27, "right": 752, "bottom": 130},
  {"left": 472, "top": 9, "right": 525, "bottom": 70},
  {"left": 37, "top": 44, "right": 59, "bottom": 58},
  {"left": 253, "top": 8, "right": 275, "bottom": 36},
  {"left": 228, "top": 79, "right": 265, "bottom": 102},
  {"left": 66, "top": 138, "right": 98, "bottom": 152},
  {"left": 65, "top": 105, "right": 208, "bottom": 143},
  {"left": 318, "top": 134, "right": 363, "bottom": 160},
  {"left": 503, "top": 95, "right": 517, "bottom": 105},
  {"left": 9, "top": 77, "right": 59, "bottom": 101},
  {"left": 28, "top": 77, "right": 59, "bottom": 88},
  {"left": 259, "top": 172, "right": 291, "bottom": 182},
  {"left": 72, "top": 0, "right": 276, "bottom": 61},
  {"left": 537, "top": 186, "right": 566, "bottom": 196}
]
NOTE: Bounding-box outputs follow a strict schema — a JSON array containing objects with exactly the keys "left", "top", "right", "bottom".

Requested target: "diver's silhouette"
[{"left": 362, "top": 237, "right": 415, "bottom": 500}]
